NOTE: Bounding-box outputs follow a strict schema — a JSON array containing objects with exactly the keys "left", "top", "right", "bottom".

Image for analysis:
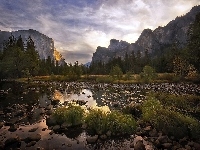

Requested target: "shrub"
[
  {"left": 85, "top": 109, "right": 136, "bottom": 136},
  {"left": 96, "top": 76, "right": 114, "bottom": 83},
  {"left": 53, "top": 104, "right": 85, "bottom": 126},
  {"left": 142, "top": 97, "right": 200, "bottom": 139}
]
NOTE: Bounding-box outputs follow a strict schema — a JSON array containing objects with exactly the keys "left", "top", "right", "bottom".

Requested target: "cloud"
[{"left": 0, "top": 0, "right": 200, "bottom": 63}]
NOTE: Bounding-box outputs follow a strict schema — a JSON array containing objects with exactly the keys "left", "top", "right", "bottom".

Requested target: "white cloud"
[{"left": 0, "top": 0, "right": 200, "bottom": 63}]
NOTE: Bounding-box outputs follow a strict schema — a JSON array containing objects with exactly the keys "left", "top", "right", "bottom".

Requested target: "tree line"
[{"left": 0, "top": 35, "right": 86, "bottom": 80}]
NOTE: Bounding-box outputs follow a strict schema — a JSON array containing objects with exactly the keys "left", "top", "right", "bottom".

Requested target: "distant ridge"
[{"left": 91, "top": 5, "right": 200, "bottom": 63}]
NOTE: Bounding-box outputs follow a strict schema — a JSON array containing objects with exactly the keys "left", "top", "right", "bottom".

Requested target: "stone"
[
  {"left": 8, "top": 124, "right": 19, "bottom": 132},
  {"left": 157, "top": 135, "right": 169, "bottom": 144},
  {"left": 26, "top": 141, "right": 37, "bottom": 147},
  {"left": 24, "top": 134, "right": 41, "bottom": 143},
  {"left": 0, "top": 122, "right": 4, "bottom": 129},
  {"left": 179, "top": 137, "right": 188, "bottom": 146},
  {"left": 46, "top": 116, "right": 57, "bottom": 127},
  {"left": 86, "top": 135, "right": 98, "bottom": 144},
  {"left": 0, "top": 141, "right": 4, "bottom": 149},
  {"left": 193, "top": 142, "right": 200, "bottom": 149},
  {"left": 4, "top": 136, "right": 21, "bottom": 149},
  {"left": 53, "top": 125, "right": 60, "bottom": 131},
  {"left": 144, "top": 126, "right": 151, "bottom": 131},
  {"left": 134, "top": 140, "right": 145, "bottom": 150},
  {"left": 106, "top": 131, "right": 112, "bottom": 137},
  {"left": 46, "top": 110, "right": 53, "bottom": 115},
  {"left": 162, "top": 143, "right": 172, "bottom": 149},
  {"left": 29, "top": 127, "right": 38, "bottom": 132},
  {"left": 149, "top": 129, "right": 158, "bottom": 137},
  {"left": 185, "top": 145, "right": 192, "bottom": 150},
  {"left": 49, "top": 130, "right": 54, "bottom": 135},
  {"left": 100, "top": 134, "right": 107, "bottom": 140}
]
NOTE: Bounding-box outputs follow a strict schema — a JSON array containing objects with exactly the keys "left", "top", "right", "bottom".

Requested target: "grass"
[
  {"left": 142, "top": 96, "right": 200, "bottom": 139},
  {"left": 53, "top": 104, "right": 85, "bottom": 126},
  {"left": 84, "top": 108, "right": 136, "bottom": 136}
]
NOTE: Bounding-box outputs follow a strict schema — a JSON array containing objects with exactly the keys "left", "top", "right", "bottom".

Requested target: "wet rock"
[
  {"left": 0, "top": 141, "right": 4, "bottom": 149},
  {"left": 46, "top": 105, "right": 53, "bottom": 110},
  {"left": 39, "top": 108, "right": 45, "bottom": 114},
  {"left": 134, "top": 140, "right": 145, "bottom": 150},
  {"left": 46, "top": 110, "right": 53, "bottom": 115},
  {"left": 144, "top": 126, "right": 151, "bottom": 131},
  {"left": 24, "top": 134, "right": 41, "bottom": 143},
  {"left": 86, "top": 135, "right": 98, "bottom": 144},
  {"left": 61, "top": 122, "right": 71, "bottom": 129},
  {"left": 8, "top": 124, "right": 19, "bottom": 132},
  {"left": 100, "top": 134, "right": 107, "bottom": 140},
  {"left": 29, "top": 127, "right": 38, "bottom": 132},
  {"left": 185, "top": 145, "right": 192, "bottom": 150},
  {"left": 193, "top": 142, "right": 200, "bottom": 149},
  {"left": 179, "top": 137, "right": 188, "bottom": 146},
  {"left": 157, "top": 135, "right": 170, "bottom": 144},
  {"left": 149, "top": 129, "right": 158, "bottom": 137},
  {"left": 0, "top": 122, "right": 4, "bottom": 129},
  {"left": 42, "top": 128, "right": 47, "bottom": 131},
  {"left": 53, "top": 125, "right": 60, "bottom": 131},
  {"left": 46, "top": 116, "right": 57, "bottom": 127},
  {"left": 4, "top": 136, "right": 21, "bottom": 149},
  {"left": 49, "top": 130, "right": 54, "bottom": 135},
  {"left": 14, "top": 110, "right": 25, "bottom": 117},
  {"left": 26, "top": 141, "right": 37, "bottom": 147},
  {"left": 106, "top": 131, "right": 112, "bottom": 137},
  {"left": 162, "top": 143, "right": 172, "bottom": 149}
]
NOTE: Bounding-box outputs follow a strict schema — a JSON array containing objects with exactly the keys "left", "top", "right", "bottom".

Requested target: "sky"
[{"left": 0, "top": 0, "right": 200, "bottom": 64}]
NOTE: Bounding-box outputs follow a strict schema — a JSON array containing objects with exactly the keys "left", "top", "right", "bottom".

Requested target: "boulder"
[{"left": 86, "top": 135, "right": 98, "bottom": 144}]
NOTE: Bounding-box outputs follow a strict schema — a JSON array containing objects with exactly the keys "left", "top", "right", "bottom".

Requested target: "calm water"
[{"left": 0, "top": 81, "right": 200, "bottom": 149}]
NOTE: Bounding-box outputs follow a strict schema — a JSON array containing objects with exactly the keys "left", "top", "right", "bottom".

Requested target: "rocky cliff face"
[
  {"left": 92, "top": 5, "right": 200, "bottom": 63},
  {"left": 0, "top": 29, "right": 65, "bottom": 64}
]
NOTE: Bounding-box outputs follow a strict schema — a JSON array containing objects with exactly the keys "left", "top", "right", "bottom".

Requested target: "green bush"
[
  {"left": 142, "top": 97, "right": 200, "bottom": 139},
  {"left": 96, "top": 76, "right": 114, "bottom": 83},
  {"left": 85, "top": 109, "right": 136, "bottom": 136},
  {"left": 140, "top": 65, "right": 157, "bottom": 82},
  {"left": 53, "top": 104, "right": 85, "bottom": 126}
]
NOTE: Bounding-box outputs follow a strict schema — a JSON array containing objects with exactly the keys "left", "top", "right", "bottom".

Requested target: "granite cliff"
[
  {"left": 0, "top": 29, "right": 65, "bottom": 64},
  {"left": 92, "top": 5, "right": 200, "bottom": 63}
]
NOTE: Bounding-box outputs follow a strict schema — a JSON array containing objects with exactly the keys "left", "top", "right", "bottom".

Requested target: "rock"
[
  {"left": 86, "top": 135, "right": 98, "bottom": 144},
  {"left": 26, "top": 141, "right": 37, "bottom": 147},
  {"left": 53, "top": 125, "right": 60, "bottom": 131},
  {"left": 144, "top": 126, "right": 151, "bottom": 131},
  {"left": 46, "top": 110, "right": 53, "bottom": 115},
  {"left": 185, "top": 145, "right": 192, "bottom": 150},
  {"left": 37, "top": 147, "right": 45, "bottom": 150},
  {"left": 14, "top": 110, "right": 25, "bottom": 117},
  {"left": 0, "top": 141, "right": 4, "bottom": 149},
  {"left": 49, "top": 130, "right": 54, "bottom": 135},
  {"left": 0, "top": 122, "right": 4, "bottom": 129},
  {"left": 39, "top": 108, "right": 45, "bottom": 114},
  {"left": 24, "top": 134, "right": 41, "bottom": 143},
  {"left": 149, "top": 129, "right": 158, "bottom": 137},
  {"left": 46, "top": 116, "right": 57, "bottom": 127},
  {"left": 193, "top": 142, "right": 200, "bottom": 149},
  {"left": 157, "top": 135, "right": 170, "bottom": 144},
  {"left": 29, "top": 127, "right": 38, "bottom": 132},
  {"left": 4, "top": 136, "right": 21, "bottom": 149},
  {"left": 61, "top": 122, "right": 71, "bottom": 129},
  {"left": 106, "top": 131, "right": 112, "bottom": 137},
  {"left": 100, "top": 134, "right": 107, "bottom": 140},
  {"left": 162, "top": 143, "right": 172, "bottom": 149},
  {"left": 46, "top": 105, "right": 53, "bottom": 110},
  {"left": 179, "top": 137, "right": 188, "bottom": 146},
  {"left": 81, "top": 123, "right": 87, "bottom": 129},
  {"left": 8, "top": 124, "right": 19, "bottom": 132},
  {"left": 134, "top": 140, "right": 145, "bottom": 150}
]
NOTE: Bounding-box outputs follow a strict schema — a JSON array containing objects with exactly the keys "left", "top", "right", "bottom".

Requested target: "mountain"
[
  {"left": 0, "top": 29, "right": 65, "bottom": 64},
  {"left": 91, "top": 5, "right": 200, "bottom": 64}
]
